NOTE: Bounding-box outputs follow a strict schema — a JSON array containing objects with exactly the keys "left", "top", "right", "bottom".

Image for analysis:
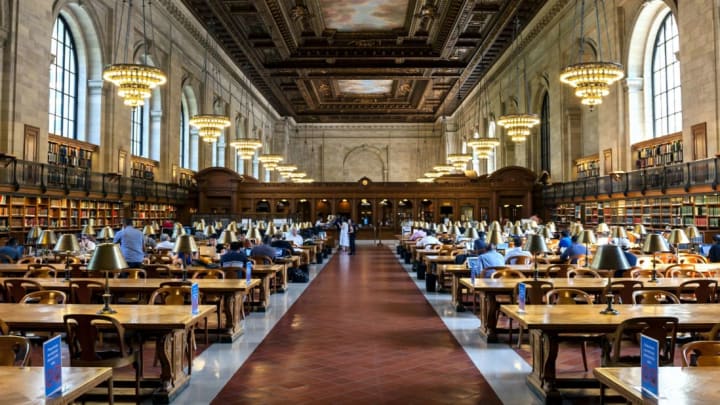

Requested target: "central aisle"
[{"left": 212, "top": 245, "right": 502, "bottom": 404}]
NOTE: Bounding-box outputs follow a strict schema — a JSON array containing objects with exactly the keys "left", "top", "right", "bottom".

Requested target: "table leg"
[
  {"left": 108, "top": 375, "right": 114, "bottom": 405},
  {"left": 480, "top": 292, "right": 500, "bottom": 343},
  {"left": 451, "top": 274, "right": 461, "bottom": 311},
  {"left": 156, "top": 329, "right": 190, "bottom": 394},
  {"left": 527, "top": 330, "right": 562, "bottom": 404}
]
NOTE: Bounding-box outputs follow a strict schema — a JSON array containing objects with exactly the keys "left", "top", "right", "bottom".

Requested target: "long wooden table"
[
  {"left": 500, "top": 304, "right": 720, "bottom": 404},
  {"left": 190, "top": 264, "right": 283, "bottom": 311},
  {"left": 461, "top": 277, "right": 705, "bottom": 342},
  {"left": 0, "top": 303, "right": 215, "bottom": 402},
  {"left": 594, "top": 366, "right": 720, "bottom": 404},
  {"left": 0, "top": 277, "right": 258, "bottom": 342},
  {"left": 0, "top": 366, "right": 113, "bottom": 404}
]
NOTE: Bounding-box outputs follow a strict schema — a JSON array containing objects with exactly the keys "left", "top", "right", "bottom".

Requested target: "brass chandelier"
[
  {"left": 447, "top": 153, "right": 473, "bottom": 171},
  {"left": 103, "top": 0, "right": 166, "bottom": 107},
  {"left": 560, "top": 0, "right": 624, "bottom": 106},
  {"left": 190, "top": 25, "right": 230, "bottom": 143},
  {"left": 258, "top": 154, "right": 284, "bottom": 170},
  {"left": 468, "top": 86, "right": 501, "bottom": 157},
  {"left": 231, "top": 139, "right": 263, "bottom": 159}
]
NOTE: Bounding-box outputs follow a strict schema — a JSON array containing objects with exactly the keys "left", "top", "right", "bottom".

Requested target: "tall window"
[
  {"left": 540, "top": 92, "right": 550, "bottom": 174},
  {"left": 180, "top": 105, "right": 188, "bottom": 168},
  {"left": 130, "top": 107, "right": 144, "bottom": 156},
  {"left": 651, "top": 13, "right": 682, "bottom": 137},
  {"left": 49, "top": 16, "right": 78, "bottom": 138}
]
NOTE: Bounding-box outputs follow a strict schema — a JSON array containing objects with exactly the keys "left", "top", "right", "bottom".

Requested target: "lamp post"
[
  {"left": 667, "top": 229, "right": 689, "bottom": 263},
  {"left": 87, "top": 243, "right": 128, "bottom": 314},
  {"left": 591, "top": 245, "right": 631, "bottom": 315},
  {"left": 642, "top": 234, "right": 669, "bottom": 283},
  {"left": 173, "top": 234, "right": 198, "bottom": 283},
  {"left": 53, "top": 234, "right": 80, "bottom": 281},
  {"left": 524, "top": 234, "right": 548, "bottom": 281}
]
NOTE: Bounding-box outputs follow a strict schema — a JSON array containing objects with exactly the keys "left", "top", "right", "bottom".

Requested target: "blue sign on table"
[
  {"left": 43, "top": 334, "right": 62, "bottom": 397},
  {"left": 467, "top": 257, "right": 479, "bottom": 284},
  {"left": 641, "top": 334, "right": 659, "bottom": 398},
  {"left": 191, "top": 282, "right": 199, "bottom": 315},
  {"left": 517, "top": 283, "right": 526, "bottom": 313},
  {"left": 246, "top": 261, "right": 253, "bottom": 284}
]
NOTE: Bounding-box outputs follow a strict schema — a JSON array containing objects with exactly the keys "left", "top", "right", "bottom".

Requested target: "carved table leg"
[
  {"left": 527, "top": 330, "right": 562, "bottom": 404},
  {"left": 156, "top": 329, "right": 189, "bottom": 393},
  {"left": 480, "top": 292, "right": 500, "bottom": 343}
]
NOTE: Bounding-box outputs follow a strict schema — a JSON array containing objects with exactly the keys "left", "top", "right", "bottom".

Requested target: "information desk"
[
  {"left": 500, "top": 304, "right": 720, "bottom": 404},
  {"left": 0, "top": 303, "right": 215, "bottom": 402},
  {"left": 0, "top": 366, "right": 112, "bottom": 405}
]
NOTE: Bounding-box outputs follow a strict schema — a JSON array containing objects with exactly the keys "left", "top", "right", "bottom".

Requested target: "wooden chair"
[
  {"left": 63, "top": 314, "right": 139, "bottom": 402},
  {"left": 681, "top": 341, "right": 720, "bottom": 366},
  {"left": 679, "top": 254, "right": 708, "bottom": 264},
  {"left": 116, "top": 269, "right": 148, "bottom": 304},
  {"left": 566, "top": 268, "right": 602, "bottom": 279},
  {"left": 16, "top": 257, "right": 40, "bottom": 265},
  {"left": 0, "top": 254, "right": 15, "bottom": 264},
  {"left": 568, "top": 254, "right": 587, "bottom": 266},
  {"left": 512, "top": 280, "right": 553, "bottom": 347},
  {"left": 605, "top": 280, "right": 643, "bottom": 304},
  {"left": 70, "top": 280, "right": 105, "bottom": 304},
  {"left": 544, "top": 264, "right": 575, "bottom": 278},
  {"left": 545, "top": 288, "right": 598, "bottom": 371},
  {"left": 0, "top": 335, "right": 30, "bottom": 366},
  {"left": 3, "top": 279, "right": 42, "bottom": 303},
  {"left": 707, "top": 323, "right": 720, "bottom": 340},
  {"left": 67, "top": 263, "right": 88, "bottom": 279},
  {"left": 250, "top": 255, "right": 273, "bottom": 265},
  {"left": 481, "top": 266, "right": 510, "bottom": 278},
  {"left": 20, "top": 290, "right": 66, "bottom": 304},
  {"left": 118, "top": 268, "right": 147, "bottom": 279},
  {"left": 630, "top": 268, "right": 664, "bottom": 279},
  {"left": 602, "top": 316, "right": 678, "bottom": 367},
  {"left": 676, "top": 279, "right": 718, "bottom": 303},
  {"left": 191, "top": 270, "right": 225, "bottom": 343},
  {"left": 632, "top": 289, "right": 681, "bottom": 304},
  {"left": 142, "top": 264, "right": 173, "bottom": 278},
  {"left": 654, "top": 252, "right": 677, "bottom": 264},
  {"left": 24, "top": 264, "right": 57, "bottom": 278},
  {"left": 0, "top": 319, "right": 8, "bottom": 335},
  {"left": 665, "top": 263, "right": 703, "bottom": 278},
  {"left": 505, "top": 255, "right": 532, "bottom": 265},
  {"left": 148, "top": 286, "right": 198, "bottom": 373},
  {"left": 490, "top": 269, "right": 527, "bottom": 279}
]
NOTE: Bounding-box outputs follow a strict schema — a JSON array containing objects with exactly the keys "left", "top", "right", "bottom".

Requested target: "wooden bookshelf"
[
  {"left": 575, "top": 154, "right": 600, "bottom": 179},
  {"left": 130, "top": 156, "right": 157, "bottom": 181},
  {"left": 632, "top": 132, "right": 683, "bottom": 169},
  {"left": 132, "top": 202, "right": 176, "bottom": 228},
  {"left": 177, "top": 168, "right": 196, "bottom": 188},
  {"left": 47, "top": 134, "right": 97, "bottom": 187}
]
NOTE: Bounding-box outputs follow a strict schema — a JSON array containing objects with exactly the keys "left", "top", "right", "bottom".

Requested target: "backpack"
[{"left": 289, "top": 267, "right": 309, "bottom": 283}]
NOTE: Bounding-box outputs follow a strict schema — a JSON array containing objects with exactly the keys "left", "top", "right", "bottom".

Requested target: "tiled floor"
[{"left": 173, "top": 242, "right": 539, "bottom": 404}]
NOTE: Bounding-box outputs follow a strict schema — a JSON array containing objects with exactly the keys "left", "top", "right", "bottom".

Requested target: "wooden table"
[
  {"left": 462, "top": 277, "right": 703, "bottom": 343},
  {"left": 500, "top": 304, "right": 720, "bottom": 404},
  {"left": 594, "top": 366, "right": 720, "bottom": 404},
  {"left": 1, "top": 277, "right": 258, "bottom": 342},
  {"left": 0, "top": 366, "right": 113, "bottom": 404},
  {"left": 190, "top": 264, "right": 283, "bottom": 311},
  {"left": 0, "top": 304, "right": 214, "bottom": 402}
]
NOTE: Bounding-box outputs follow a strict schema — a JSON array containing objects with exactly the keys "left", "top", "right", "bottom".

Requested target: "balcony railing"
[
  {"left": 542, "top": 158, "right": 719, "bottom": 203},
  {"left": 0, "top": 158, "right": 192, "bottom": 201}
]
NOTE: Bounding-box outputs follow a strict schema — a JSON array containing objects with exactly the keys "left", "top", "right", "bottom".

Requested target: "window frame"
[
  {"left": 650, "top": 12, "right": 682, "bottom": 138},
  {"left": 48, "top": 15, "right": 79, "bottom": 139}
]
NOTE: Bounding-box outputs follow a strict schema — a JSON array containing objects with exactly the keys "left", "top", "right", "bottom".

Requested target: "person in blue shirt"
[
  {"left": 478, "top": 244, "right": 506, "bottom": 277},
  {"left": 557, "top": 230, "right": 572, "bottom": 254},
  {"left": 221, "top": 241, "right": 249, "bottom": 278},
  {"left": 618, "top": 245, "right": 637, "bottom": 276},
  {"left": 473, "top": 232, "right": 487, "bottom": 253},
  {"left": 560, "top": 235, "right": 589, "bottom": 263},
  {"left": 113, "top": 218, "right": 145, "bottom": 270},
  {"left": 0, "top": 238, "right": 22, "bottom": 262},
  {"left": 708, "top": 235, "right": 720, "bottom": 263}
]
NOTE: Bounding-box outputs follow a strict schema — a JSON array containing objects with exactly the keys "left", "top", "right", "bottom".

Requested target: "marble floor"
[{"left": 172, "top": 241, "right": 539, "bottom": 404}]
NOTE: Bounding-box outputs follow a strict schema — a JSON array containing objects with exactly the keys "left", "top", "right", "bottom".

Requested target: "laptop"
[
  {"left": 274, "top": 248, "right": 286, "bottom": 258},
  {"left": 245, "top": 248, "right": 252, "bottom": 256}
]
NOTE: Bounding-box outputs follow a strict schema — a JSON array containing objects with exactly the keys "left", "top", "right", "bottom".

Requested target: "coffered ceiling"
[{"left": 181, "top": 0, "right": 547, "bottom": 123}]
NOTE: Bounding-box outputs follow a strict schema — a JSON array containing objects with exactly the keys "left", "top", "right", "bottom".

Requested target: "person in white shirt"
[
  {"left": 287, "top": 228, "right": 304, "bottom": 247},
  {"left": 155, "top": 233, "right": 175, "bottom": 250},
  {"left": 78, "top": 235, "right": 96, "bottom": 251},
  {"left": 504, "top": 236, "right": 532, "bottom": 260},
  {"left": 416, "top": 230, "right": 440, "bottom": 248}
]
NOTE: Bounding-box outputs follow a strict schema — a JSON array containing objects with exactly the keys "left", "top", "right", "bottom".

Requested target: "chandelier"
[
  {"left": 447, "top": 153, "right": 473, "bottom": 171},
  {"left": 294, "top": 178, "right": 315, "bottom": 184},
  {"left": 231, "top": 139, "right": 263, "bottom": 159},
  {"left": 276, "top": 164, "right": 297, "bottom": 174},
  {"left": 417, "top": 178, "right": 434, "bottom": 183},
  {"left": 560, "top": 0, "right": 624, "bottom": 106},
  {"left": 287, "top": 172, "right": 307, "bottom": 182},
  {"left": 497, "top": 114, "right": 540, "bottom": 143},
  {"left": 433, "top": 165, "right": 454, "bottom": 173},
  {"left": 189, "top": 114, "right": 231, "bottom": 143},
  {"left": 257, "top": 154, "right": 284, "bottom": 170},
  {"left": 424, "top": 171, "right": 443, "bottom": 178},
  {"left": 103, "top": 0, "right": 166, "bottom": 107}
]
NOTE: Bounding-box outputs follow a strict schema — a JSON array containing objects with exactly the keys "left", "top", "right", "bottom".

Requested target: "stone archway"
[{"left": 342, "top": 145, "right": 386, "bottom": 182}]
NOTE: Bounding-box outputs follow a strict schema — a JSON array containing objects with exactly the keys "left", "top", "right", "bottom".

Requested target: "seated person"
[
  {"left": 707, "top": 235, "right": 720, "bottom": 263},
  {"left": 478, "top": 244, "right": 505, "bottom": 277},
  {"left": 78, "top": 234, "right": 97, "bottom": 251},
  {"left": 559, "top": 235, "right": 590, "bottom": 263},
  {"left": 416, "top": 230, "right": 439, "bottom": 248},
  {"left": 220, "top": 241, "right": 249, "bottom": 277},
  {"left": 619, "top": 245, "right": 637, "bottom": 276},
  {"left": 251, "top": 235, "right": 277, "bottom": 262},
  {"left": 0, "top": 238, "right": 22, "bottom": 262},
  {"left": 155, "top": 233, "right": 174, "bottom": 250},
  {"left": 408, "top": 228, "right": 426, "bottom": 241},
  {"left": 504, "top": 236, "right": 532, "bottom": 260},
  {"left": 286, "top": 228, "right": 304, "bottom": 247},
  {"left": 557, "top": 230, "right": 572, "bottom": 254},
  {"left": 473, "top": 232, "right": 487, "bottom": 253}
]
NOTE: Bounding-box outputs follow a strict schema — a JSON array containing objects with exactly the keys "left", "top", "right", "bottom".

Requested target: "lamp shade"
[
  {"left": 633, "top": 224, "right": 647, "bottom": 235},
  {"left": 486, "top": 230, "right": 504, "bottom": 246},
  {"left": 87, "top": 243, "right": 128, "bottom": 271},
  {"left": 577, "top": 230, "right": 597, "bottom": 245},
  {"left": 204, "top": 225, "right": 216, "bottom": 236},
  {"left": 142, "top": 225, "right": 155, "bottom": 236},
  {"left": 546, "top": 222, "right": 557, "bottom": 233},
  {"left": 643, "top": 233, "right": 670, "bottom": 253},
  {"left": 611, "top": 226, "right": 627, "bottom": 239},
  {"left": 571, "top": 223, "right": 584, "bottom": 236},
  {"left": 27, "top": 226, "right": 43, "bottom": 240},
  {"left": 53, "top": 234, "right": 80, "bottom": 254},
  {"left": 172, "top": 227, "right": 186, "bottom": 240},
  {"left": 37, "top": 230, "right": 57, "bottom": 247},
  {"left": 524, "top": 234, "right": 548, "bottom": 254},
  {"left": 488, "top": 221, "right": 501, "bottom": 232},
  {"left": 476, "top": 223, "right": 486, "bottom": 232},
  {"left": 97, "top": 226, "right": 114, "bottom": 240},
  {"left": 590, "top": 244, "right": 631, "bottom": 271},
  {"left": 464, "top": 227, "right": 479, "bottom": 239},
  {"left": 451, "top": 225, "right": 461, "bottom": 235},
  {"left": 667, "top": 229, "right": 689, "bottom": 245},
  {"left": 217, "top": 230, "right": 238, "bottom": 245},
  {"left": 686, "top": 225, "right": 701, "bottom": 240},
  {"left": 539, "top": 227, "right": 554, "bottom": 239},
  {"left": 257, "top": 221, "right": 266, "bottom": 230},
  {"left": 511, "top": 225, "right": 523, "bottom": 236},
  {"left": 173, "top": 234, "right": 198, "bottom": 255},
  {"left": 80, "top": 224, "right": 95, "bottom": 237},
  {"left": 249, "top": 227, "right": 262, "bottom": 242},
  {"left": 596, "top": 223, "right": 610, "bottom": 234},
  {"left": 267, "top": 224, "right": 277, "bottom": 236}
]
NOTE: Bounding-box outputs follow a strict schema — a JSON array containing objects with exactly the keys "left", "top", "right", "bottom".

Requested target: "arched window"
[
  {"left": 130, "top": 107, "right": 145, "bottom": 157},
  {"left": 540, "top": 92, "right": 550, "bottom": 174},
  {"left": 180, "top": 98, "right": 189, "bottom": 168},
  {"left": 49, "top": 15, "right": 78, "bottom": 138},
  {"left": 651, "top": 13, "right": 681, "bottom": 137}
]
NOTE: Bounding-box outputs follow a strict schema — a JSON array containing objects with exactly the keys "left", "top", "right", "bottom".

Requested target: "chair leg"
[
  {"left": 581, "top": 341, "right": 588, "bottom": 372},
  {"left": 516, "top": 327, "right": 523, "bottom": 348}
]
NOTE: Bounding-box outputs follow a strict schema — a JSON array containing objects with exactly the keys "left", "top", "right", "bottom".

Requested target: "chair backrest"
[
  {"left": 250, "top": 255, "right": 273, "bottom": 265},
  {"left": 677, "top": 279, "right": 718, "bottom": 303},
  {"left": 654, "top": 252, "right": 677, "bottom": 264},
  {"left": 708, "top": 323, "right": 720, "bottom": 340},
  {"left": 505, "top": 255, "right": 532, "bottom": 265},
  {"left": 515, "top": 280, "right": 553, "bottom": 305},
  {"left": 568, "top": 254, "right": 587, "bottom": 266},
  {"left": 117, "top": 268, "right": 147, "bottom": 279},
  {"left": 70, "top": 280, "right": 105, "bottom": 304},
  {"left": 20, "top": 290, "right": 66, "bottom": 304},
  {"left": 2, "top": 279, "right": 43, "bottom": 303},
  {"left": 681, "top": 341, "right": 720, "bottom": 366},
  {"left": 219, "top": 266, "right": 243, "bottom": 279},
  {"left": 606, "top": 316, "right": 678, "bottom": 366},
  {"left": 0, "top": 319, "right": 8, "bottom": 335},
  {"left": 632, "top": 289, "right": 681, "bottom": 304},
  {"left": 606, "top": 280, "right": 644, "bottom": 304},
  {"left": 566, "top": 268, "right": 602, "bottom": 279},
  {"left": 191, "top": 269, "right": 226, "bottom": 279},
  {"left": 679, "top": 254, "right": 708, "bottom": 264},
  {"left": 545, "top": 288, "right": 593, "bottom": 305},
  {"left": 490, "top": 269, "right": 527, "bottom": 279},
  {"left": 67, "top": 263, "right": 88, "bottom": 278},
  {"left": 0, "top": 336, "right": 30, "bottom": 366},
  {"left": 63, "top": 314, "right": 127, "bottom": 363},
  {"left": 16, "top": 257, "right": 40, "bottom": 264},
  {"left": 149, "top": 286, "right": 194, "bottom": 305},
  {"left": 0, "top": 254, "right": 15, "bottom": 264},
  {"left": 545, "top": 264, "right": 575, "bottom": 279},
  {"left": 630, "top": 268, "right": 664, "bottom": 279},
  {"left": 666, "top": 263, "right": 703, "bottom": 278},
  {"left": 143, "top": 264, "right": 172, "bottom": 278},
  {"left": 24, "top": 264, "right": 57, "bottom": 278}
]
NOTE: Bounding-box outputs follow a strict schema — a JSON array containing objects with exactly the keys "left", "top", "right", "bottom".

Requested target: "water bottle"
[{"left": 246, "top": 261, "right": 252, "bottom": 284}]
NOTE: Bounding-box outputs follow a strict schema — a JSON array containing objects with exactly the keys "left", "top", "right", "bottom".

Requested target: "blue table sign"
[
  {"left": 467, "top": 257, "right": 479, "bottom": 284},
  {"left": 246, "top": 261, "right": 253, "bottom": 284},
  {"left": 517, "top": 283, "right": 526, "bottom": 313},
  {"left": 641, "top": 334, "right": 659, "bottom": 398},
  {"left": 191, "top": 282, "right": 199, "bottom": 315},
  {"left": 43, "top": 334, "right": 62, "bottom": 397}
]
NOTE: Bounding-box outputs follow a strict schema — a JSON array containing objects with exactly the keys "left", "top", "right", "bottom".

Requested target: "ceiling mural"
[
  {"left": 181, "top": 0, "right": 547, "bottom": 122},
  {"left": 318, "top": 0, "right": 409, "bottom": 31},
  {"left": 338, "top": 80, "right": 394, "bottom": 95}
]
